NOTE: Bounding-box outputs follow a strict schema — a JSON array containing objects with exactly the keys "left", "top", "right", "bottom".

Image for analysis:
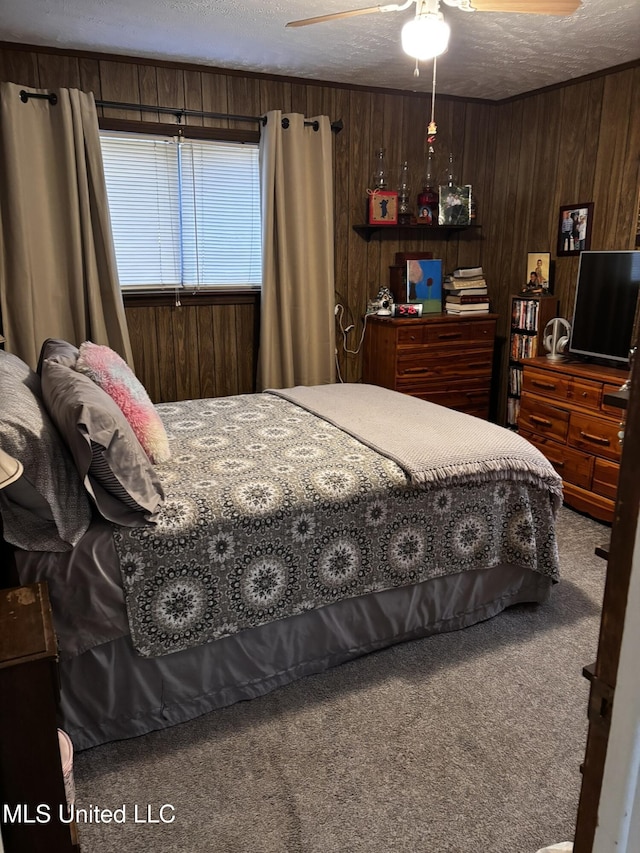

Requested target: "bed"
[{"left": 0, "top": 341, "right": 563, "bottom": 751}]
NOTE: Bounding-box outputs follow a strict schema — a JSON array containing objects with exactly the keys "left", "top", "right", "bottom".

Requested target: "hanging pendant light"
[{"left": 402, "top": 1, "right": 450, "bottom": 61}]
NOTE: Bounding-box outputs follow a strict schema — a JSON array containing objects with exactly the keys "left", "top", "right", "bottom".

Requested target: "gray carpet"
[{"left": 72, "top": 506, "right": 607, "bottom": 853}]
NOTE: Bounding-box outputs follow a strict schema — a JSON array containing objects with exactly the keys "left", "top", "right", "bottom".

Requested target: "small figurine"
[{"left": 367, "top": 287, "right": 394, "bottom": 316}]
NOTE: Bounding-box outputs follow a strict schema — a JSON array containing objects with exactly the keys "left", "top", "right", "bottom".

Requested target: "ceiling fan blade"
[
  {"left": 286, "top": 4, "right": 404, "bottom": 28},
  {"left": 470, "top": 0, "right": 581, "bottom": 13}
]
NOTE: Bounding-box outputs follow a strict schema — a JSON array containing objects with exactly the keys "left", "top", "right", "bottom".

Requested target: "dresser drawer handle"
[
  {"left": 402, "top": 367, "right": 429, "bottom": 375},
  {"left": 532, "top": 379, "right": 556, "bottom": 390},
  {"left": 468, "top": 361, "right": 490, "bottom": 369},
  {"left": 549, "top": 459, "right": 565, "bottom": 468},
  {"left": 437, "top": 332, "right": 463, "bottom": 340},
  {"left": 579, "top": 430, "right": 610, "bottom": 446},
  {"left": 530, "top": 415, "right": 553, "bottom": 428}
]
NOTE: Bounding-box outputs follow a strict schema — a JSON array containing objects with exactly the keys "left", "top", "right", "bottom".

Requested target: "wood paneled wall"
[
  {"left": 124, "top": 292, "right": 259, "bottom": 403},
  {"left": 1, "top": 44, "right": 638, "bottom": 415}
]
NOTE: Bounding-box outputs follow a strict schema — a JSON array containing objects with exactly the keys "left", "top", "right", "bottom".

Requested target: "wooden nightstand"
[{"left": 0, "top": 583, "right": 80, "bottom": 852}]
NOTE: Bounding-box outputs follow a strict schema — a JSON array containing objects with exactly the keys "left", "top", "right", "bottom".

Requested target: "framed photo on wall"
[{"left": 557, "top": 203, "right": 593, "bottom": 256}]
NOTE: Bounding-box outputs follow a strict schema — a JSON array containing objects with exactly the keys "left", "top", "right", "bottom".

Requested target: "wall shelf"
[{"left": 352, "top": 224, "right": 480, "bottom": 242}]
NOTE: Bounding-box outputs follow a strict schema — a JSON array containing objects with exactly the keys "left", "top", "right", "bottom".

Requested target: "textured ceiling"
[{"left": 1, "top": 0, "right": 639, "bottom": 100}]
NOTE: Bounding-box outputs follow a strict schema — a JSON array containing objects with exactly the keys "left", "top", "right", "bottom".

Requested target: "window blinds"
[{"left": 100, "top": 131, "right": 262, "bottom": 289}]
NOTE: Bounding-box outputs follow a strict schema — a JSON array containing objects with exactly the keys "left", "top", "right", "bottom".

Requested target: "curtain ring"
[{"left": 281, "top": 117, "right": 290, "bottom": 129}]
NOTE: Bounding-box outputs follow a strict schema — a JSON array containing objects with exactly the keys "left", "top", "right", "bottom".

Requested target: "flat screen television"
[{"left": 568, "top": 250, "right": 640, "bottom": 366}]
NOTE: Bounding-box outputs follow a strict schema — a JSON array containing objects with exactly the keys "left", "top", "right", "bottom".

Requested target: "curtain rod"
[
  {"left": 18, "top": 90, "right": 343, "bottom": 133},
  {"left": 95, "top": 100, "right": 344, "bottom": 133}
]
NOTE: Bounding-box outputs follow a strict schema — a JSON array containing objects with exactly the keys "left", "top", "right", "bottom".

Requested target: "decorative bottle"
[
  {"left": 416, "top": 145, "right": 439, "bottom": 225},
  {"left": 466, "top": 185, "right": 477, "bottom": 222},
  {"left": 371, "top": 147, "right": 388, "bottom": 190},
  {"left": 439, "top": 152, "right": 467, "bottom": 225},
  {"left": 397, "top": 160, "right": 412, "bottom": 225}
]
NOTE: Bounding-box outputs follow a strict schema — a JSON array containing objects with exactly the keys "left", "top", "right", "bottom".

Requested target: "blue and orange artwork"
[{"left": 406, "top": 259, "right": 442, "bottom": 313}]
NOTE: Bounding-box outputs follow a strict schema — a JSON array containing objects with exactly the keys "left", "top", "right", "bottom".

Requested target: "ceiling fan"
[
  {"left": 287, "top": 0, "right": 581, "bottom": 141},
  {"left": 286, "top": 0, "right": 582, "bottom": 30},
  {"left": 287, "top": 0, "right": 581, "bottom": 63}
]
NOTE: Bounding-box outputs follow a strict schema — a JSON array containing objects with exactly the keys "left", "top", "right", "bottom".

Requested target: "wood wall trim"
[
  {"left": 123, "top": 290, "right": 260, "bottom": 308},
  {"left": 1, "top": 40, "right": 638, "bottom": 107},
  {"left": 497, "top": 58, "right": 640, "bottom": 105},
  {"left": 0, "top": 40, "right": 486, "bottom": 105}
]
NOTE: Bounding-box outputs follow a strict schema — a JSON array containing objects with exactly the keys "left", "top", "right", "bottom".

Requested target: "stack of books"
[{"left": 444, "top": 267, "right": 489, "bottom": 314}]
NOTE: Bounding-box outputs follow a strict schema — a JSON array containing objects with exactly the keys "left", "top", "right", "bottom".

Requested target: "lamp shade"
[{"left": 401, "top": 12, "right": 451, "bottom": 60}]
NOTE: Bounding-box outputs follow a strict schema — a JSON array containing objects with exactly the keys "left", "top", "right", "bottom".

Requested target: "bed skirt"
[{"left": 59, "top": 563, "right": 552, "bottom": 751}]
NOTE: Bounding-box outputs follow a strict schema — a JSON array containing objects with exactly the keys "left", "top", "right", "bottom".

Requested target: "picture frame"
[
  {"left": 557, "top": 203, "right": 593, "bottom": 256},
  {"left": 438, "top": 184, "right": 471, "bottom": 226},
  {"left": 368, "top": 190, "right": 398, "bottom": 226},
  {"left": 524, "top": 252, "right": 552, "bottom": 294},
  {"left": 406, "top": 258, "right": 442, "bottom": 313}
]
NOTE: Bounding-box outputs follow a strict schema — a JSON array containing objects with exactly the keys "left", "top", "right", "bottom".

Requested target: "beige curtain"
[
  {"left": 0, "top": 82, "right": 133, "bottom": 369},
  {"left": 258, "top": 110, "right": 335, "bottom": 390}
]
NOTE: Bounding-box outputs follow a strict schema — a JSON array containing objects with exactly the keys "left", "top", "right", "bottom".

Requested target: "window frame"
[{"left": 98, "top": 117, "right": 262, "bottom": 298}]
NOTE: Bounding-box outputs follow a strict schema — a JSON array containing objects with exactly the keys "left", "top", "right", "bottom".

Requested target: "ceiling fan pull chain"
[{"left": 428, "top": 56, "right": 438, "bottom": 139}]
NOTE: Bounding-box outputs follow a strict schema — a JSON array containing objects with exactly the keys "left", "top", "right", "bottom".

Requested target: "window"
[{"left": 99, "top": 131, "right": 262, "bottom": 290}]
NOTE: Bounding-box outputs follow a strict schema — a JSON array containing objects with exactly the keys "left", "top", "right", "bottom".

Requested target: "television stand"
[{"left": 516, "top": 356, "right": 627, "bottom": 523}]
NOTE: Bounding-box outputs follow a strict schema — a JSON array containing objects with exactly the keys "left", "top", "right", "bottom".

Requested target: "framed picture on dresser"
[
  {"left": 525, "top": 252, "right": 552, "bottom": 294},
  {"left": 406, "top": 258, "right": 443, "bottom": 313}
]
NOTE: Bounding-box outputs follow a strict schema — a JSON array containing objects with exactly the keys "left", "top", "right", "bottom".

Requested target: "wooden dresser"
[
  {"left": 517, "top": 356, "right": 627, "bottom": 523},
  {"left": 0, "top": 583, "right": 80, "bottom": 852},
  {"left": 362, "top": 313, "right": 498, "bottom": 418}
]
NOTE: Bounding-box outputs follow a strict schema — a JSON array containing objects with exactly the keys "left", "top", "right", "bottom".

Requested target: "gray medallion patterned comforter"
[{"left": 113, "top": 388, "right": 562, "bottom": 658}]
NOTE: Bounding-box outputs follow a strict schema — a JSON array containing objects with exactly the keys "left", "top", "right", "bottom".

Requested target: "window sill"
[{"left": 123, "top": 288, "right": 260, "bottom": 308}]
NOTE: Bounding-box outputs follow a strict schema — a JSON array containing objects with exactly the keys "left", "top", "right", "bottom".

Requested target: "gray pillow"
[
  {"left": 37, "top": 338, "right": 79, "bottom": 373},
  {"left": 40, "top": 358, "right": 165, "bottom": 526},
  {"left": 0, "top": 350, "right": 93, "bottom": 551}
]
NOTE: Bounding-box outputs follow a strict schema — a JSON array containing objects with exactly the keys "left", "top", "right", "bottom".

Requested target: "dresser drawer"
[
  {"left": 592, "top": 457, "right": 620, "bottom": 501},
  {"left": 519, "top": 429, "right": 593, "bottom": 489},
  {"left": 397, "top": 325, "right": 425, "bottom": 345},
  {"left": 518, "top": 395, "right": 569, "bottom": 443},
  {"left": 411, "top": 386, "right": 490, "bottom": 414},
  {"left": 568, "top": 412, "right": 622, "bottom": 462},
  {"left": 396, "top": 347, "right": 493, "bottom": 381},
  {"left": 522, "top": 368, "right": 601, "bottom": 410},
  {"left": 601, "top": 383, "right": 626, "bottom": 417},
  {"left": 422, "top": 319, "right": 495, "bottom": 348}
]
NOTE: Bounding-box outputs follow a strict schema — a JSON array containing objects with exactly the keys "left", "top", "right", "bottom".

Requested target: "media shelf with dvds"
[{"left": 506, "top": 293, "right": 559, "bottom": 429}]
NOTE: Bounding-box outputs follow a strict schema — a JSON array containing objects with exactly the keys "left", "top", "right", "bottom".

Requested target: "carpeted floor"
[{"left": 72, "top": 506, "right": 608, "bottom": 853}]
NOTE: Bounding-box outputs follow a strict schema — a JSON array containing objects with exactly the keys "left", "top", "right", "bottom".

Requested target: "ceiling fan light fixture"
[{"left": 401, "top": 12, "right": 451, "bottom": 61}]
